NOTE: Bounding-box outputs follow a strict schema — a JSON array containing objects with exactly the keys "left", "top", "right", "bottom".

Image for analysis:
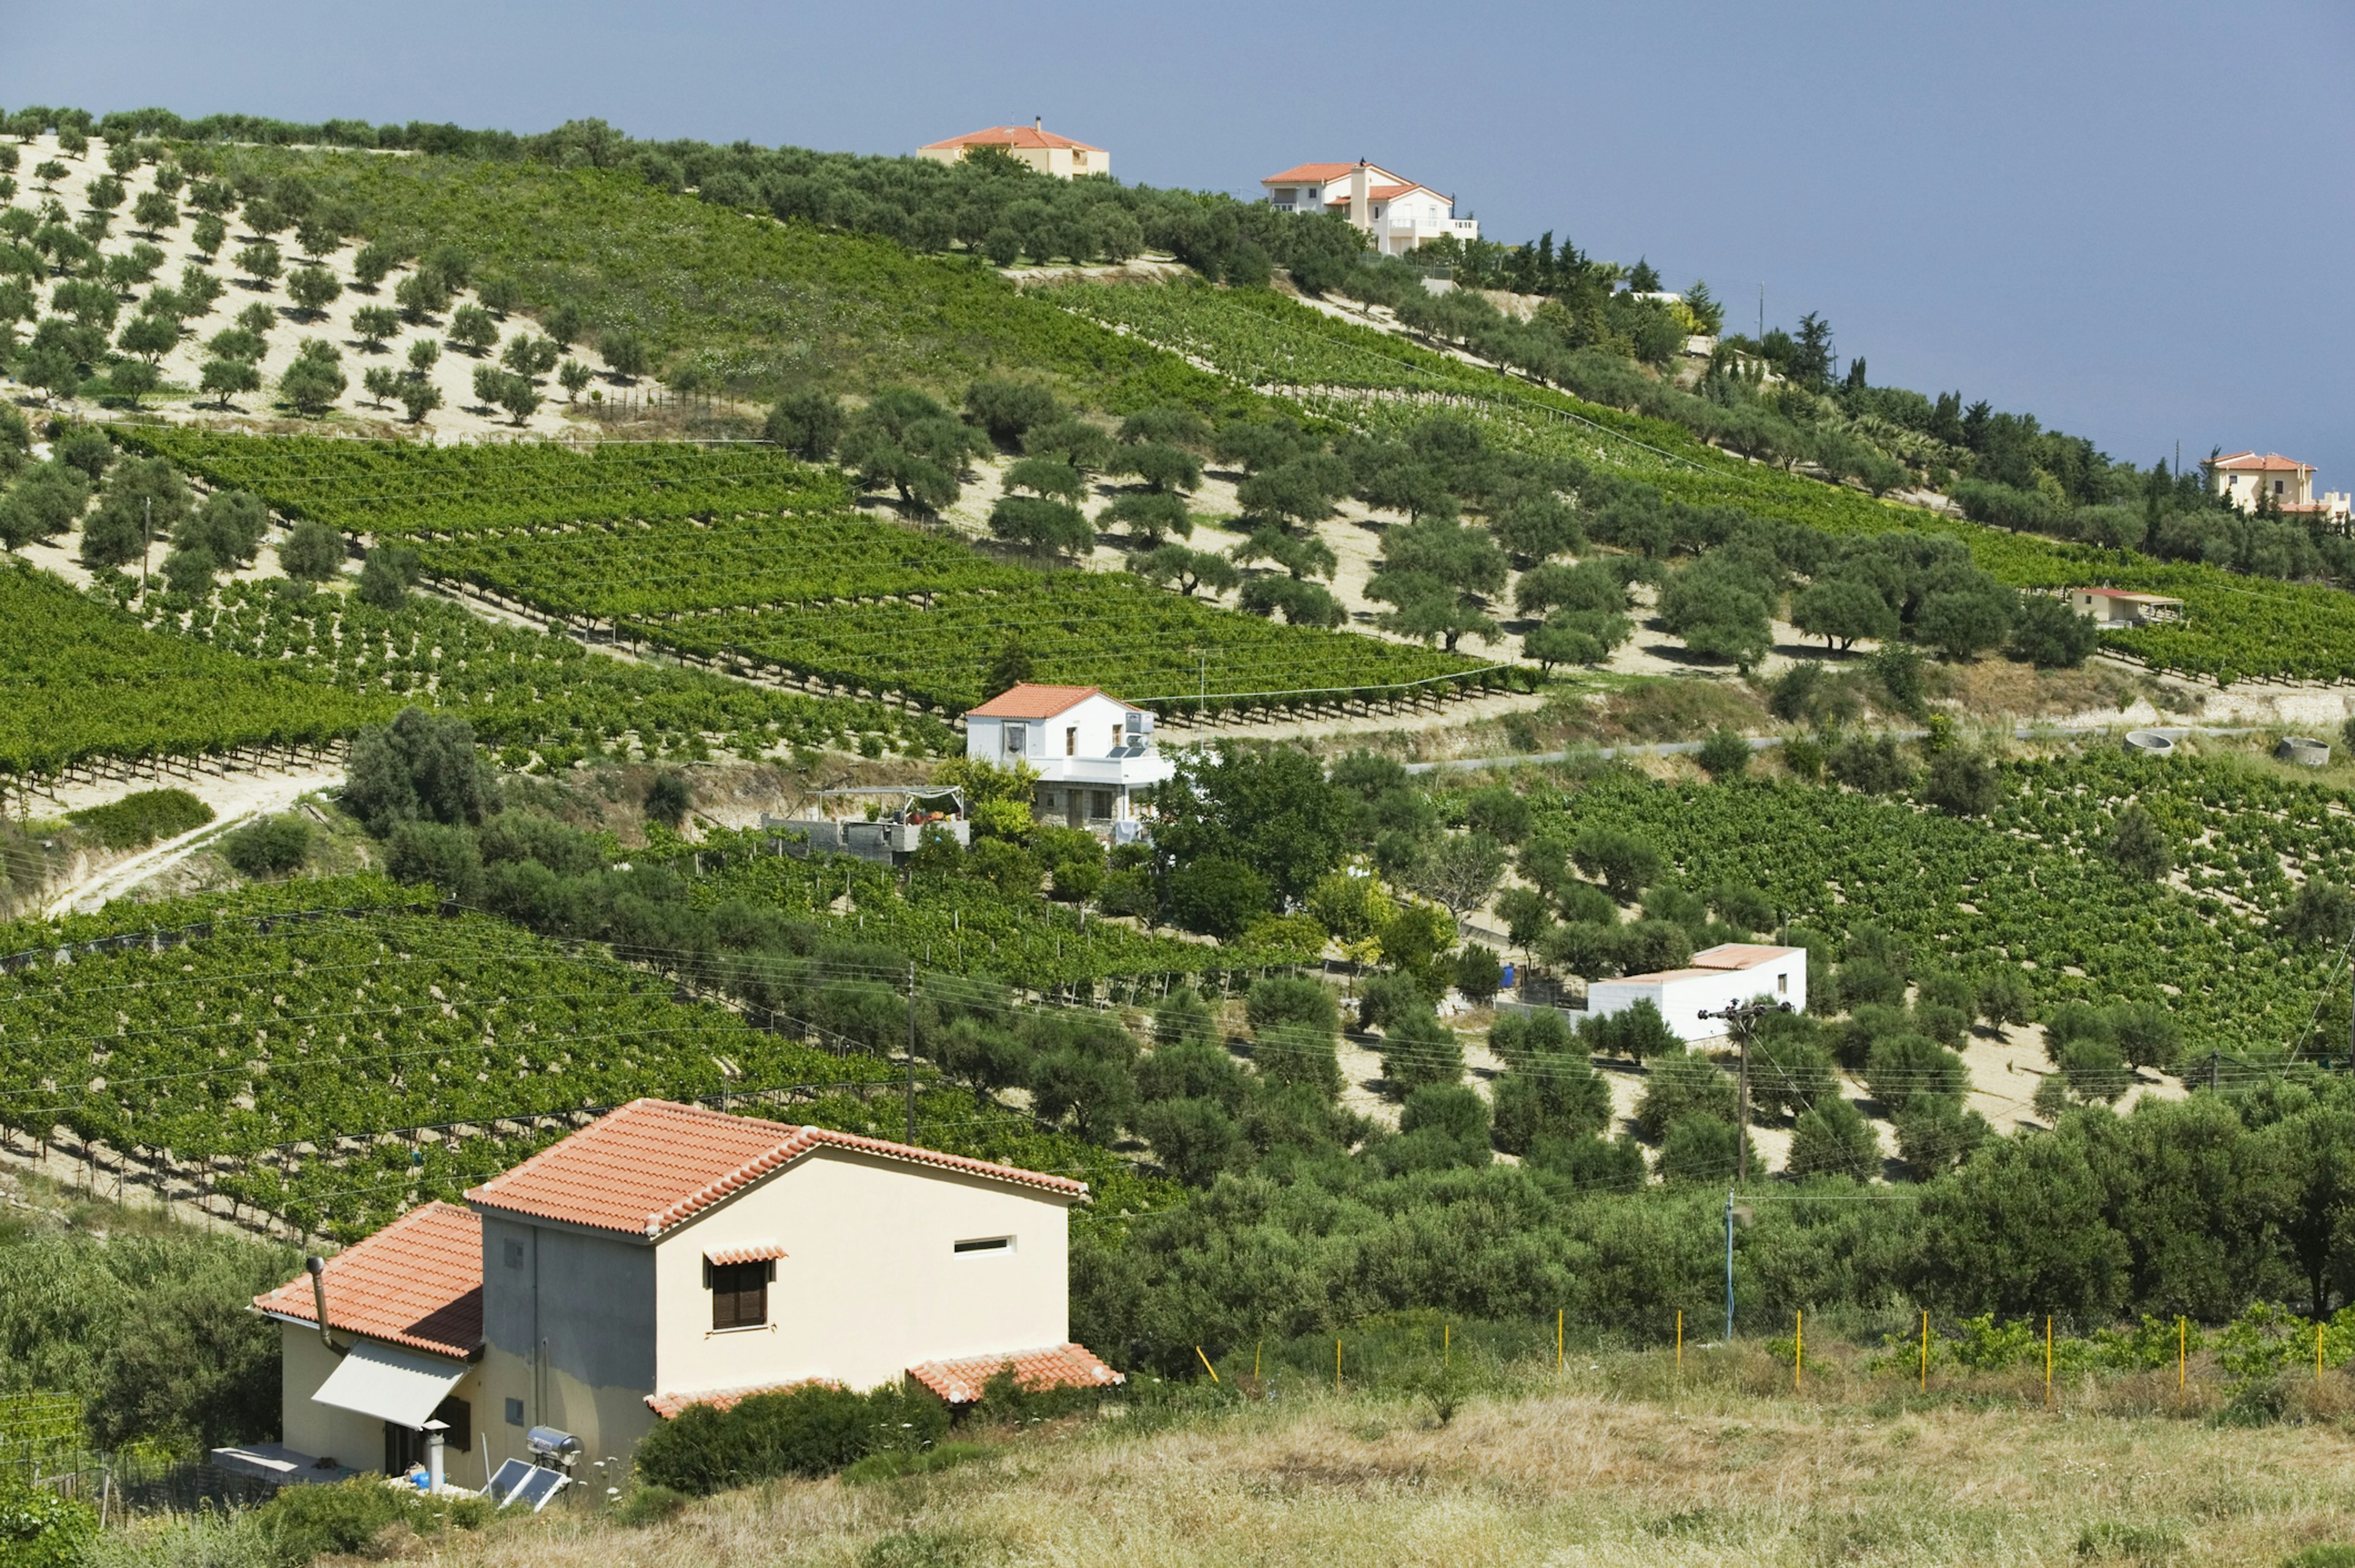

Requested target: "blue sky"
[{"left": 8, "top": 0, "right": 2349, "bottom": 484}]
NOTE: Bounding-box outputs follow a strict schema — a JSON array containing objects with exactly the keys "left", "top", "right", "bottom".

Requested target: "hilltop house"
[
  {"left": 919, "top": 121, "right": 1108, "bottom": 179},
  {"left": 2066, "top": 588, "right": 2185, "bottom": 627},
  {"left": 1585, "top": 944, "right": 1807, "bottom": 1043},
  {"left": 1260, "top": 161, "right": 1477, "bottom": 254},
  {"left": 223, "top": 1100, "right": 1114, "bottom": 1488},
  {"left": 963, "top": 684, "right": 1174, "bottom": 837},
  {"left": 2208, "top": 452, "right": 2352, "bottom": 522}
]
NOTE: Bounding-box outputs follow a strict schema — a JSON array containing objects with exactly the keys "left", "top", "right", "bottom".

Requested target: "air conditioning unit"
[{"left": 1125, "top": 711, "right": 1154, "bottom": 738}]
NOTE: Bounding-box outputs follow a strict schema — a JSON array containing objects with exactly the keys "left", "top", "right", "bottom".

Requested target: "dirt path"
[{"left": 42, "top": 765, "right": 345, "bottom": 917}]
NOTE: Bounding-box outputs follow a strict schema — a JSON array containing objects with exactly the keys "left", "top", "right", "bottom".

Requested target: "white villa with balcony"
[
  {"left": 964, "top": 684, "right": 1174, "bottom": 836},
  {"left": 1260, "top": 161, "right": 1477, "bottom": 255}
]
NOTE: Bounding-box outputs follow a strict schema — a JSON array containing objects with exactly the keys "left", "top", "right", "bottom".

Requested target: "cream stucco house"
[
  {"left": 226, "top": 1100, "right": 1114, "bottom": 1488},
  {"left": 918, "top": 121, "right": 1108, "bottom": 180},
  {"left": 2066, "top": 587, "right": 2185, "bottom": 627},
  {"left": 2207, "top": 451, "right": 2351, "bottom": 522},
  {"left": 1260, "top": 160, "right": 1478, "bottom": 254},
  {"left": 964, "top": 683, "right": 1174, "bottom": 836}
]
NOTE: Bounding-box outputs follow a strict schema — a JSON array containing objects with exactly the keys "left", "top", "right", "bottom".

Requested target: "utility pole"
[
  {"left": 1757, "top": 283, "right": 1764, "bottom": 343},
  {"left": 905, "top": 959, "right": 919, "bottom": 1145},
  {"left": 1701, "top": 998, "right": 1791, "bottom": 1182},
  {"left": 1723, "top": 1192, "right": 1736, "bottom": 1342},
  {"left": 140, "top": 495, "right": 150, "bottom": 591}
]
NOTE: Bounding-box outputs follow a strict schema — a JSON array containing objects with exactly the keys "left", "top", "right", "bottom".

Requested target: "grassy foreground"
[{"left": 128, "top": 1348, "right": 2355, "bottom": 1568}]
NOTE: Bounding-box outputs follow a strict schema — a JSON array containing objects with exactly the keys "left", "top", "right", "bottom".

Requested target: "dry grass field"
[{"left": 127, "top": 1347, "right": 2355, "bottom": 1568}]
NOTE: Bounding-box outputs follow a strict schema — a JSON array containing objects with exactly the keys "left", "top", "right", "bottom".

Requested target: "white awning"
[{"left": 312, "top": 1340, "right": 465, "bottom": 1429}]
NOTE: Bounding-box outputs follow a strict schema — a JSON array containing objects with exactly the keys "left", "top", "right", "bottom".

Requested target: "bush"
[
  {"left": 1784, "top": 1096, "right": 1879, "bottom": 1180},
  {"left": 1487, "top": 1006, "right": 1576, "bottom": 1069},
  {"left": 0, "top": 1479, "right": 96, "bottom": 1568},
  {"left": 1252, "top": 1022, "right": 1342, "bottom": 1101},
  {"left": 1489, "top": 1054, "right": 1612, "bottom": 1154},
  {"left": 635, "top": 1381, "right": 949, "bottom": 1495},
  {"left": 644, "top": 772, "right": 691, "bottom": 828},
  {"left": 1864, "top": 1033, "right": 1967, "bottom": 1113},
  {"left": 1246, "top": 976, "right": 1338, "bottom": 1039},
  {"left": 1634, "top": 1049, "right": 1737, "bottom": 1140},
  {"left": 221, "top": 814, "right": 310, "bottom": 878},
  {"left": 66, "top": 787, "right": 213, "bottom": 849},
  {"left": 1581, "top": 999, "right": 1680, "bottom": 1064},
  {"left": 1696, "top": 727, "right": 1751, "bottom": 779},
  {"left": 1526, "top": 1133, "right": 1647, "bottom": 1190},
  {"left": 1658, "top": 1114, "right": 1742, "bottom": 1182},
  {"left": 1379, "top": 1007, "right": 1463, "bottom": 1093}
]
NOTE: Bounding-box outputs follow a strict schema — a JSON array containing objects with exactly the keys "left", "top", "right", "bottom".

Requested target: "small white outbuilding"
[{"left": 1585, "top": 943, "right": 1807, "bottom": 1042}]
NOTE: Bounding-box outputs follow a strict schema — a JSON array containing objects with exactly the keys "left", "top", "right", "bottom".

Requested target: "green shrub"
[
  {"left": 840, "top": 1442, "right": 995, "bottom": 1487},
  {"left": 634, "top": 1381, "right": 950, "bottom": 1495},
  {"left": 0, "top": 1479, "right": 96, "bottom": 1568},
  {"left": 66, "top": 787, "right": 214, "bottom": 849},
  {"left": 222, "top": 814, "right": 312, "bottom": 878}
]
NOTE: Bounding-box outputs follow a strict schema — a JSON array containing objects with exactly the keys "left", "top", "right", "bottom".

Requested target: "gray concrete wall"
[{"left": 481, "top": 1215, "right": 657, "bottom": 1429}]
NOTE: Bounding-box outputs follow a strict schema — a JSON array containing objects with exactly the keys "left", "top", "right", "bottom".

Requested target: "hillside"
[{"left": 10, "top": 102, "right": 2355, "bottom": 1568}]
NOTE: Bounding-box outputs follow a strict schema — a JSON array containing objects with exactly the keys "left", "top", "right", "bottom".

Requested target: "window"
[
  {"left": 383, "top": 1397, "right": 470, "bottom": 1475},
  {"left": 708, "top": 1259, "right": 772, "bottom": 1329},
  {"left": 1065, "top": 726, "right": 1077, "bottom": 757},
  {"left": 503, "top": 1239, "right": 524, "bottom": 1269},
  {"left": 2276, "top": 479, "right": 2286, "bottom": 494},
  {"left": 954, "top": 1236, "right": 1012, "bottom": 1255},
  {"left": 504, "top": 1398, "right": 525, "bottom": 1426},
  {"left": 1777, "top": 973, "right": 1788, "bottom": 995},
  {"left": 1092, "top": 790, "right": 1114, "bottom": 819},
  {"left": 1002, "top": 722, "right": 1027, "bottom": 757},
  {"left": 1111, "top": 724, "right": 1123, "bottom": 752}
]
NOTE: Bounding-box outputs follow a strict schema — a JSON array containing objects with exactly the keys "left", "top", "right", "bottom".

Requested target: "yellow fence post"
[
  {"left": 2178, "top": 1315, "right": 2186, "bottom": 1393},
  {"left": 2045, "top": 1317, "right": 2053, "bottom": 1407},
  {"left": 1255, "top": 1340, "right": 1262, "bottom": 1383},
  {"left": 2321, "top": 1320, "right": 2326, "bottom": 1383},
  {"left": 1556, "top": 1309, "right": 1563, "bottom": 1372},
  {"left": 1676, "top": 1309, "right": 1683, "bottom": 1384},
  {"left": 1195, "top": 1346, "right": 1219, "bottom": 1384},
  {"left": 1444, "top": 1323, "right": 1450, "bottom": 1369},
  {"left": 1920, "top": 1309, "right": 1928, "bottom": 1393},
  {"left": 1795, "top": 1309, "right": 1803, "bottom": 1391},
  {"left": 1336, "top": 1338, "right": 1342, "bottom": 1396}
]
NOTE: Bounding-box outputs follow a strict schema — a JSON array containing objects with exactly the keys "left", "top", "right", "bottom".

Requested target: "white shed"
[{"left": 1585, "top": 943, "right": 1807, "bottom": 1042}]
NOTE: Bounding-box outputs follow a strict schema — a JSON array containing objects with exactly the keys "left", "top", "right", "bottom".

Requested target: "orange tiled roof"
[
  {"left": 2211, "top": 451, "right": 2312, "bottom": 472},
  {"left": 645, "top": 1379, "right": 832, "bottom": 1420},
  {"left": 253, "top": 1201, "right": 483, "bottom": 1359},
  {"left": 1263, "top": 161, "right": 1363, "bottom": 185},
  {"left": 905, "top": 1342, "right": 1123, "bottom": 1404},
  {"left": 703, "top": 1239, "right": 785, "bottom": 1266},
  {"left": 924, "top": 126, "right": 1104, "bottom": 153},
  {"left": 966, "top": 683, "right": 1111, "bottom": 719},
  {"left": 465, "top": 1100, "right": 1087, "bottom": 1237}
]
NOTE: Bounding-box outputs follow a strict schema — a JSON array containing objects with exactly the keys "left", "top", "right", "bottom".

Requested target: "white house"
[
  {"left": 1585, "top": 943, "right": 1807, "bottom": 1043},
  {"left": 964, "top": 683, "right": 1175, "bottom": 835},
  {"left": 2066, "top": 587, "right": 2185, "bottom": 627},
  {"left": 1260, "top": 160, "right": 1478, "bottom": 254},
  {"left": 918, "top": 121, "right": 1108, "bottom": 180},
  {"left": 2207, "top": 451, "right": 2351, "bottom": 522},
  {"left": 225, "top": 1099, "right": 1114, "bottom": 1488}
]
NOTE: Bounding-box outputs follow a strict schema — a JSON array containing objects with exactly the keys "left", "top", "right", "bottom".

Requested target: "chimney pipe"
[
  {"left": 305, "top": 1255, "right": 334, "bottom": 1349},
  {"left": 1034, "top": 116, "right": 1041, "bottom": 132},
  {"left": 423, "top": 1420, "right": 448, "bottom": 1493}
]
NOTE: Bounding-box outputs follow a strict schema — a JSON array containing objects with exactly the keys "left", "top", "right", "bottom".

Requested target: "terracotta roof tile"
[
  {"left": 645, "top": 1379, "right": 832, "bottom": 1420},
  {"left": 965, "top": 683, "right": 1109, "bottom": 719},
  {"left": 905, "top": 1342, "right": 1122, "bottom": 1404},
  {"left": 253, "top": 1201, "right": 482, "bottom": 1359},
  {"left": 923, "top": 126, "right": 1105, "bottom": 153},
  {"left": 2211, "top": 451, "right": 2311, "bottom": 472},
  {"left": 703, "top": 1239, "right": 785, "bottom": 1266},
  {"left": 465, "top": 1100, "right": 1087, "bottom": 1237},
  {"left": 1262, "top": 161, "right": 1407, "bottom": 186}
]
